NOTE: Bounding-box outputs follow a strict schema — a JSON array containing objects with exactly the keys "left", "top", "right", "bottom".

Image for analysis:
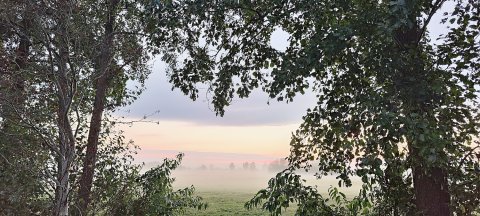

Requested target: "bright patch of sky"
[{"left": 117, "top": 27, "right": 315, "bottom": 127}]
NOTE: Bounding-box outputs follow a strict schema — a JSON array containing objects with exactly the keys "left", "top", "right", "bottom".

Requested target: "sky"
[
  {"left": 116, "top": 4, "right": 452, "bottom": 166},
  {"left": 113, "top": 26, "right": 321, "bottom": 165},
  {"left": 117, "top": 56, "right": 316, "bottom": 163}
]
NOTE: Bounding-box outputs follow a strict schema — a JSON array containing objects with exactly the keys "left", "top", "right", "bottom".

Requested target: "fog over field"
[
  {"left": 173, "top": 169, "right": 361, "bottom": 197},
  {"left": 141, "top": 151, "right": 362, "bottom": 198},
  {"left": 140, "top": 150, "right": 280, "bottom": 169}
]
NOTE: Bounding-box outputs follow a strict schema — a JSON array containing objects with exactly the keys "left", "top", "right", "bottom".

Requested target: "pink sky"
[{"left": 120, "top": 120, "right": 301, "bottom": 165}]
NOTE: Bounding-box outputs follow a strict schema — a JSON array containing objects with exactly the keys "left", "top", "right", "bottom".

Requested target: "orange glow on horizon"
[{"left": 118, "top": 119, "right": 301, "bottom": 162}]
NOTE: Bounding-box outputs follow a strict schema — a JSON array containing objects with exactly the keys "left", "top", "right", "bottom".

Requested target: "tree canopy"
[
  {"left": 0, "top": 0, "right": 205, "bottom": 215},
  {"left": 145, "top": 0, "right": 480, "bottom": 215}
]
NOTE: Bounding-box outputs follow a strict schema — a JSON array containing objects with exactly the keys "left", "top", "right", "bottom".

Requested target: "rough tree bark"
[
  {"left": 412, "top": 165, "right": 450, "bottom": 215},
  {"left": 78, "top": 0, "right": 119, "bottom": 212}
]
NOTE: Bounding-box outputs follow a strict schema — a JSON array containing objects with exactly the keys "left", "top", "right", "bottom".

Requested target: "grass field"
[
  {"left": 173, "top": 169, "right": 361, "bottom": 215},
  {"left": 182, "top": 191, "right": 297, "bottom": 216}
]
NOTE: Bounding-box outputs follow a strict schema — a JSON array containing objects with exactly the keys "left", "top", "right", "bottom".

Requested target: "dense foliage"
[
  {"left": 0, "top": 0, "right": 205, "bottom": 215},
  {"left": 94, "top": 153, "right": 207, "bottom": 216},
  {"left": 144, "top": 0, "right": 480, "bottom": 215}
]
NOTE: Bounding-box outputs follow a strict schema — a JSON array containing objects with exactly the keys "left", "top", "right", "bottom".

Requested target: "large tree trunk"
[
  {"left": 78, "top": 0, "right": 119, "bottom": 212},
  {"left": 412, "top": 164, "right": 450, "bottom": 215},
  {"left": 77, "top": 73, "right": 110, "bottom": 212},
  {"left": 392, "top": 1, "right": 451, "bottom": 214}
]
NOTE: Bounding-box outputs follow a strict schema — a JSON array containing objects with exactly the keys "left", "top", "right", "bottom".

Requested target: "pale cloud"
[{"left": 117, "top": 59, "right": 316, "bottom": 126}]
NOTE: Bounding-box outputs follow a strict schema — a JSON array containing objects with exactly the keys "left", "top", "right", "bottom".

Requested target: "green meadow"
[
  {"left": 183, "top": 191, "right": 296, "bottom": 216},
  {"left": 174, "top": 169, "right": 362, "bottom": 215}
]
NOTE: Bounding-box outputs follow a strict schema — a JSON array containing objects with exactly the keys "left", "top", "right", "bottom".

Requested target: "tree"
[
  {"left": 0, "top": 2, "right": 51, "bottom": 214},
  {"left": 1, "top": 0, "right": 149, "bottom": 214},
  {"left": 0, "top": 1, "right": 83, "bottom": 214},
  {"left": 267, "top": 159, "right": 288, "bottom": 172},
  {"left": 1, "top": 1, "right": 210, "bottom": 215},
  {"left": 229, "top": 162, "right": 236, "bottom": 170},
  {"left": 75, "top": 0, "right": 149, "bottom": 212},
  {"left": 145, "top": 0, "right": 480, "bottom": 215},
  {"left": 243, "top": 162, "right": 250, "bottom": 170},
  {"left": 250, "top": 162, "right": 256, "bottom": 170}
]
